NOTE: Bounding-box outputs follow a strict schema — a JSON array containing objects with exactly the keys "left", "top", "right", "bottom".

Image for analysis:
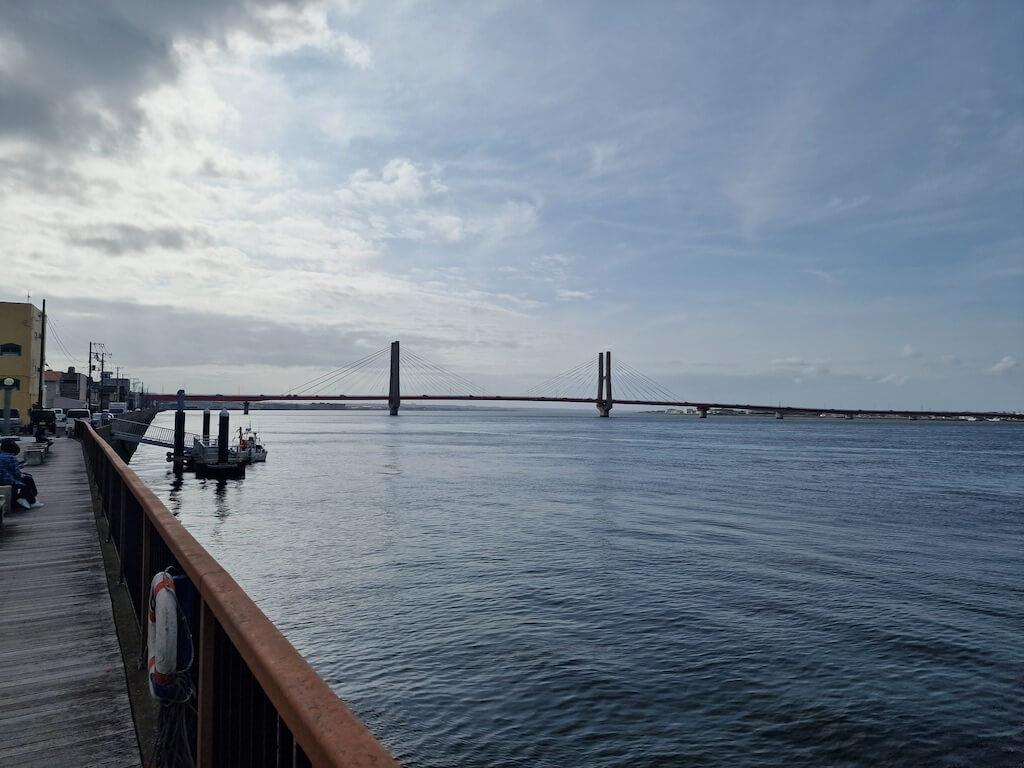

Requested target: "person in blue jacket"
[{"left": 0, "top": 438, "right": 43, "bottom": 509}]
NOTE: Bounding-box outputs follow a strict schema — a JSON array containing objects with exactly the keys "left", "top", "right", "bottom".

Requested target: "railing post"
[
  {"left": 117, "top": 492, "right": 126, "bottom": 584},
  {"left": 197, "top": 599, "right": 217, "bottom": 767},
  {"left": 140, "top": 515, "right": 151, "bottom": 634}
]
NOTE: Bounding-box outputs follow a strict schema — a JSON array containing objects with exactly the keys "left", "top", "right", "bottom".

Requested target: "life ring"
[{"left": 148, "top": 570, "right": 179, "bottom": 700}]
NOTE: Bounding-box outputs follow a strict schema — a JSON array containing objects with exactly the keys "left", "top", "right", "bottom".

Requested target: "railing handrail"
[{"left": 83, "top": 424, "right": 399, "bottom": 767}]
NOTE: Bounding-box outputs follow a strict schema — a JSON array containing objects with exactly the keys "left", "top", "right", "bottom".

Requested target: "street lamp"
[{"left": 2, "top": 377, "right": 15, "bottom": 435}]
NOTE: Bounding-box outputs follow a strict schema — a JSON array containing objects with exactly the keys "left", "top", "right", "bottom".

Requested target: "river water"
[{"left": 130, "top": 408, "right": 1023, "bottom": 767}]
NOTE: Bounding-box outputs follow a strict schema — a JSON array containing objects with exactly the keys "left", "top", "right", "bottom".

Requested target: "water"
[{"left": 130, "top": 409, "right": 1024, "bottom": 767}]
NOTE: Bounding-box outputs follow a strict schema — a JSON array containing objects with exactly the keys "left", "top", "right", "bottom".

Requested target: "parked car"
[
  {"left": 30, "top": 408, "right": 58, "bottom": 434},
  {"left": 1, "top": 407, "right": 22, "bottom": 433},
  {"left": 91, "top": 411, "right": 113, "bottom": 427},
  {"left": 66, "top": 408, "right": 91, "bottom": 427}
]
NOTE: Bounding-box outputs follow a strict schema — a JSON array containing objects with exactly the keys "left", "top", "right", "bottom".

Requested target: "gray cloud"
[
  {"left": 67, "top": 224, "right": 213, "bottom": 256},
  {"left": 0, "top": 0, "right": 314, "bottom": 151},
  {"left": 49, "top": 296, "right": 372, "bottom": 369}
]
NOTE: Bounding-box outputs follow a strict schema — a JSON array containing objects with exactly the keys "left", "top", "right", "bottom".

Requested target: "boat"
[{"left": 233, "top": 425, "right": 268, "bottom": 463}]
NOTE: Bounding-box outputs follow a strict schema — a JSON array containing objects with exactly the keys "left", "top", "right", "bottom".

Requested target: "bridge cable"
[
  {"left": 402, "top": 348, "right": 494, "bottom": 396},
  {"left": 614, "top": 360, "right": 680, "bottom": 401},
  {"left": 521, "top": 358, "right": 595, "bottom": 399},
  {"left": 304, "top": 347, "right": 391, "bottom": 394},
  {"left": 402, "top": 354, "right": 481, "bottom": 396},
  {"left": 283, "top": 346, "right": 390, "bottom": 395},
  {"left": 304, "top": 353, "right": 389, "bottom": 395},
  {"left": 297, "top": 348, "right": 393, "bottom": 396}
]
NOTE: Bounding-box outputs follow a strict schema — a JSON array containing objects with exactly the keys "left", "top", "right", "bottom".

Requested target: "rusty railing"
[{"left": 79, "top": 422, "right": 400, "bottom": 768}]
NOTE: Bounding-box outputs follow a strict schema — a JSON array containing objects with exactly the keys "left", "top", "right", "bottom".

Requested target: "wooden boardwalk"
[{"left": 0, "top": 438, "right": 141, "bottom": 767}]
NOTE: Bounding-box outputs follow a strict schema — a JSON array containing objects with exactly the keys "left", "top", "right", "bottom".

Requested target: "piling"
[
  {"left": 218, "top": 408, "right": 230, "bottom": 465},
  {"left": 194, "top": 408, "right": 245, "bottom": 479},
  {"left": 202, "top": 409, "right": 211, "bottom": 442},
  {"left": 173, "top": 389, "right": 186, "bottom": 470}
]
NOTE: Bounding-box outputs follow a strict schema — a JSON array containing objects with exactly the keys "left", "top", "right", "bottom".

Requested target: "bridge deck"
[{"left": 0, "top": 438, "right": 141, "bottom": 767}]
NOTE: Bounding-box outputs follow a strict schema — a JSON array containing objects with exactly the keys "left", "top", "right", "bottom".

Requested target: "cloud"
[
  {"left": 770, "top": 357, "right": 830, "bottom": 379},
  {"left": 900, "top": 343, "right": 920, "bottom": 359},
  {"left": 771, "top": 356, "right": 808, "bottom": 367},
  {"left": 67, "top": 223, "right": 213, "bottom": 255},
  {"left": 801, "top": 268, "right": 842, "bottom": 284},
  {"left": 878, "top": 374, "right": 909, "bottom": 385},
  {"left": 1, "top": 2, "right": 1021, "bottom": 411},
  {"left": 556, "top": 289, "right": 593, "bottom": 301},
  {"left": 483, "top": 200, "right": 541, "bottom": 240},
  {"left": 586, "top": 140, "right": 619, "bottom": 175},
  {"left": 987, "top": 356, "right": 1017, "bottom": 375},
  {"left": 0, "top": 1, "right": 325, "bottom": 151}
]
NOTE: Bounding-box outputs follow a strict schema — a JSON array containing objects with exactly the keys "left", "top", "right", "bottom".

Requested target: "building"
[
  {"left": 0, "top": 301, "right": 44, "bottom": 415},
  {"left": 59, "top": 367, "right": 91, "bottom": 407},
  {"left": 44, "top": 367, "right": 92, "bottom": 410},
  {"left": 44, "top": 369, "right": 61, "bottom": 406}
]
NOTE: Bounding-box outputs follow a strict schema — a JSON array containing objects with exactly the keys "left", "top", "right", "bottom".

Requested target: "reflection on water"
[
  {"left": 166, "top": 469, "right": 184, "bottom": 515},
  {"left": 129, "top": 409, "right": 1024, "bottom": 768}
]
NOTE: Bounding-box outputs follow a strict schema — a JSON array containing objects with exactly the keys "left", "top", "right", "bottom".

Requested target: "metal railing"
[
  {"left": 111, "top": 418, "right": 202, "bottom": 448},
  {"left": 79, "top": 421, "right": 400, "bottom": 768}
]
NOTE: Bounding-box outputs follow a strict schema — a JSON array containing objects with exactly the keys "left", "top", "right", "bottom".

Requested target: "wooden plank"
[{"left": 0, "top": 438, "right": 142, "bottom": 768}]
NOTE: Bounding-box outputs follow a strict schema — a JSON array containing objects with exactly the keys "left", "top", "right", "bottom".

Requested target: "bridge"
[{"left": 144, "top": 341, "right": 1019, "bottom": 422}]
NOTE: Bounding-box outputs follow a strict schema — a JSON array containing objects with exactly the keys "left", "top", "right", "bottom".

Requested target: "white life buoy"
[{"left": 148, "top": 570, "right": 179, "bottom": 700}]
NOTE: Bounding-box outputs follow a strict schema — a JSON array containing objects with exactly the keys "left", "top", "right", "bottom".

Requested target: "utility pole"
[
  {"left": 89, "top": 342, "right": 111, "bottom": 409},
  {"left": 37, "top": 299, "right": 46, "bottom": 408}
]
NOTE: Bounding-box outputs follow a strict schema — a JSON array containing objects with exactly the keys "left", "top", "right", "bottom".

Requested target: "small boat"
[{"left": 233, "top": 425, "right": 268, "bottom": 463}]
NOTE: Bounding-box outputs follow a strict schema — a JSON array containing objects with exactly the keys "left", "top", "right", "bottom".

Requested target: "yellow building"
[{"left": 0, "top": 301, "right": 44, "bottom": 415}]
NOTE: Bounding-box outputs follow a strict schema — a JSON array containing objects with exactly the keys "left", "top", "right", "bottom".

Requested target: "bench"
[
  {"left": 23, "top": 440, "right": 52, "bottom": 465},
  {"left": 24, "top": 447, "right": 46, "bottom": 466},
  {"left": 0, "top": 484, "right": 9, "bottom": 534}
]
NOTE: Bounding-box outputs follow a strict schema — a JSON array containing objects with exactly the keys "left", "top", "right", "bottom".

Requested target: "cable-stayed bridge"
[{"left": 146, "top": 341, "right": 1017, "bottom": 421}]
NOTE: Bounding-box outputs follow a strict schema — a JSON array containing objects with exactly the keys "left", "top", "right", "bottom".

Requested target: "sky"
[{"left": 1, "top": 0, "right": 1021, "bottom": 411}]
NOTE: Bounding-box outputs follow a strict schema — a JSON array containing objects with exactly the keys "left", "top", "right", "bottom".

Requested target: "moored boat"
[{"left": 233, "top": 425, "right": 268, "bottom": 463}]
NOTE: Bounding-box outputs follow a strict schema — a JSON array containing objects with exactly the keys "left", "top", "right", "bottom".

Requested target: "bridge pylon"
[
  {"left": 596, "top": 351, "right": 613, "bottom": 417},
  {"left": 388, "top": 340, "right": 400, "bottom": 416}
]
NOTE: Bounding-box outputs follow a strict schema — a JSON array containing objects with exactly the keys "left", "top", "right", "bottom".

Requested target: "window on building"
[{"left": 0, "top": 342, "right": 22, "bottom": 356}]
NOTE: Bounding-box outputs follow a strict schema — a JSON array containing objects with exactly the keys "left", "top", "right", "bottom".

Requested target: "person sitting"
[
  {"left": 34, "top": 425, "right": 54, "bottom": 448},
  {"left": 0, "top": 438, "right": 44, "bottom": 509}
]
